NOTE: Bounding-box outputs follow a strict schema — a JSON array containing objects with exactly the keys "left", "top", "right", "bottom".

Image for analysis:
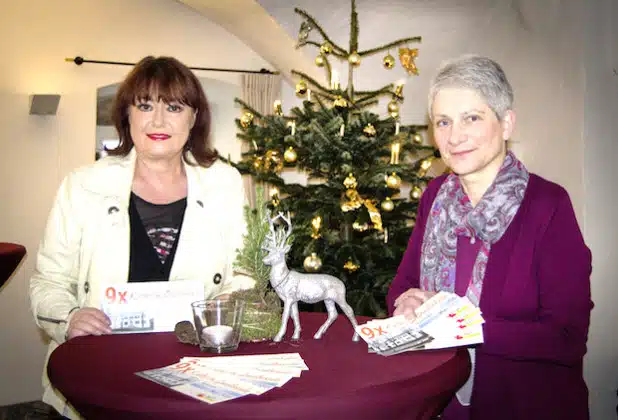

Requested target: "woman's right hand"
[
  {"left": 66, "top": 308, "right": 112, "bottom": 340},
  {"left": 393, "top": 288, "right": 436, "bottom": 320}
]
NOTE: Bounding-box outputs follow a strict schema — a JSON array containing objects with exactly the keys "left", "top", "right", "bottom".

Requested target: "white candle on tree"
[{"left": 331, "top": 70, "right": 340, "bottom": 90}]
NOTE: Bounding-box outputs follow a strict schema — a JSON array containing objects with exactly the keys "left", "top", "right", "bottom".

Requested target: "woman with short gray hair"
[{"left": 388, "top": 55, "right": 592, "bottom": 419}]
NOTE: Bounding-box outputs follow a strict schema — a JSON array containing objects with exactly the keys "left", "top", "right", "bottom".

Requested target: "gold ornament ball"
[
  {"left": 411, "top": 185, "right": 423, "bottom": 200},
  {"left": 320, "top": 42, "right": 333, "bottom": 55},
  {"left": 387, "top": 100, "right": 399, "bottom": 114},
  {"left": 240, "top": 112, "right": 254, "bottom": 128},
  {"left": 413, "top": 133, "right": 423, "bottom": 144},
  {"left": 386, "top": 173, "right": 402, "bottom": 189},
  {"left": 295, "top": 80, "right": 308, "bottom": 97},
  {"left": 363, "top": 124, "right": 377, "bottom": 137},
  {"left": 383, "top": 54, "right": 395, "bottom": 69},
  {"left": 348, "top": 52, "right": 361, "bottom": 67},
  {"left": 381, "top": 197, "right": 395, "bottom": 212},
  {"left": 315, "top": 55, "right": 325, "bottom": 67},
  {"left": 284, "top": 146, "right": 298, "bottom": 163},
  {"left": 333, "top": 96, "right": 348, "bottom": 109},
  {"left": 303, "top": 253, "right": 322, "bottom": 272}
]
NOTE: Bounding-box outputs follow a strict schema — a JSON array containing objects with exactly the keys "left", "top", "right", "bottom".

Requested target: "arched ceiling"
[{"left": 176, "top": 0, "right": 326, "bottom": 85}]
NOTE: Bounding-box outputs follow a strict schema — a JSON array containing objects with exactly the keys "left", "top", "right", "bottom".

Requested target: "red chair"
[{"left": 0, "top": 242, "right": 26, "bottom": 288}]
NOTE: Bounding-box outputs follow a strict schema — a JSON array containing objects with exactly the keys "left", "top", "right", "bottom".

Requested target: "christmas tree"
[{"left": 231, "top": 0, "right": 441, "bottom": 317}]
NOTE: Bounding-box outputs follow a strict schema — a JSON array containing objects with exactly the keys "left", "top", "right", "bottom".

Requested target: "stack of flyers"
[
  {"left": 135, "top": 353, "right": 308, "bottom": 404},
  {"left": 355, "top": 292, "right": 485, "bottom": 356},
  {"left": 355, "top": 316, "right": 434, "bottom": 356}
]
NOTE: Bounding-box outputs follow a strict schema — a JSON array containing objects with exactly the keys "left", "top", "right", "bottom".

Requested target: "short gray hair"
[{"left": 428, "top": 55, "right": 513, "bottom": 120}]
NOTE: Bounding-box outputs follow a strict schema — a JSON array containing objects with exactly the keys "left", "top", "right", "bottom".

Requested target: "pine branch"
[
  {"left": 234, "top": 185, "right": 271, "bottom": 288},
  {"left": 358, "top": 36, "right": 422, "bottom": 56},
  {"left": 294, "top": 8, "right": 348, "bottom": 55},
  {"left": 354, "top": 84, "right": 395, "bottom": 96},
  {"left": 354, "top": 95, "right": 381, "bottom": 107},
  {"left": 401, "top": 124, "right": 430, "bottom": 131},
  {"left": 291, "top": 70, "right": 334, "bottom": 98},
  {"left": 234, "top": 99, "right": 263, "bottom": 119},
  {"left": 304, "top": 41, "right": 348, "bottom": 59},
  {"left": 314, "top": 94, "right": 329, "bottom": 112},
  {"left": 354, "top": 100, "right": 380, "bottom": 110},
  {"left": 354, "top": 86, "right": 396, "bottom": 105}
]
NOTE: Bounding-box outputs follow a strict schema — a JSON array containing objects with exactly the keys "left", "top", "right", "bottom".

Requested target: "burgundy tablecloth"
[
  {"left": 49, "top": 312, "right": 470, "bottom": 420},
  {"left": 0, "top": 242, "right": 26, "bottom": 287}
]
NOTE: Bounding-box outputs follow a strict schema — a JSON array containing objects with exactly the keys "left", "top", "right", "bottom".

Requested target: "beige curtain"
[{"left": 240, "top": 73, "right": 282, "bottom": 207}]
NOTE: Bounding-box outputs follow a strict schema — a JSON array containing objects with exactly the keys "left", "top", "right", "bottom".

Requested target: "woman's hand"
[
  {"left": 66, "top": 308, "right": 112, "bottom": 340},
  {"left": 393, "top": 288, "right": 437, "bottom": 320}
]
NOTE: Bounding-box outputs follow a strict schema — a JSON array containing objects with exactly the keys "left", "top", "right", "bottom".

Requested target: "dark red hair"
[{"left": 109, "top": 56, "right": 217, "bottom": 167}]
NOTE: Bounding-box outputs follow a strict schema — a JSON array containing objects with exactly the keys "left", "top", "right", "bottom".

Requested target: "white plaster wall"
[{"left": 583, "top": 1, "right": 618, "bottom": 419}]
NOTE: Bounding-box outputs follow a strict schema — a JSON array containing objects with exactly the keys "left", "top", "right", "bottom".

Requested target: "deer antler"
[
  {"left": 262, "top": 210, "right": 293, "bottom": 250},
  {"left": 262, "top": 209, "right": 278, "bottom": 251},
  {"left": 279, "top": 211, "right": 293, "bottom": 245}
]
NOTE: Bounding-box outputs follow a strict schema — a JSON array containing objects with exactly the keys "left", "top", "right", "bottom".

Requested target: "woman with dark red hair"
[{"left": 30, "top": 56, "right": 253, "bottom": 417}]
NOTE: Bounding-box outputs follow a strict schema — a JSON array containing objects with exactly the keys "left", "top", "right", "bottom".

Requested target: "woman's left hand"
[{"left": 393, "top": 288, "right": 437, "bottom": 319}]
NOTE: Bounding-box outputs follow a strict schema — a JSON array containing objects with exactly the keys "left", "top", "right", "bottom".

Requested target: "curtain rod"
[{"left": 65, "top": 56, "right": 279, "bottom": 75}]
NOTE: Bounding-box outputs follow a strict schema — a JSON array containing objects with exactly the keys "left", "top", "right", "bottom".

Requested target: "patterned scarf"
[{"left": 420, "top": 151, "right": 529, "bottom": 306}]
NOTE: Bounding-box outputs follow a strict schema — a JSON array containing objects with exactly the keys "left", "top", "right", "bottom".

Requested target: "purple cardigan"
[{"left": 387, "top": 173, "right": 593, "bottom": 420}]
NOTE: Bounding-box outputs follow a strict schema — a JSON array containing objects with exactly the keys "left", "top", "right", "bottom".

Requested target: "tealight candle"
[{"left": 201, "top": 325, "right": 234, "bottom": 347}]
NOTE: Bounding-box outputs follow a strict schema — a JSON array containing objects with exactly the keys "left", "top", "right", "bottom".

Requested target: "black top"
[{"left": 128, "top": 193, "right": 187, "bottom": 282}]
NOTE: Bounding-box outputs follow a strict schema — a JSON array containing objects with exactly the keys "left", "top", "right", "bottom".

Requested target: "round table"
[
  {"left": 0, "top": 242, "right": 26, "bottom": 288},
  {"left": 48, "top": 312, "right": 470, "bottom": 420}
]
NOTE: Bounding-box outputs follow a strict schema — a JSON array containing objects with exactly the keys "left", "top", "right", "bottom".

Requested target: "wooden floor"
[{"left": 0, "top": 401, "right": 65, "bottom": 420}]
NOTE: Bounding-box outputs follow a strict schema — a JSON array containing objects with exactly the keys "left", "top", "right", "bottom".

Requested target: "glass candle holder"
[{"left": 191, "top": 299, "right": 245, "bottom": 353}]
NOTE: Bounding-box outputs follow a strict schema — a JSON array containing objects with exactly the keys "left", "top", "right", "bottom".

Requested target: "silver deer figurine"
[{"left": 262, "top": 211, "right": 360, "bottom": 342}]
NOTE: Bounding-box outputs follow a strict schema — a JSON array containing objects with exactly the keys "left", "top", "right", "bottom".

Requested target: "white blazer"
[{"left": 30, "top": 150, "right": 253, "bottom": 417}]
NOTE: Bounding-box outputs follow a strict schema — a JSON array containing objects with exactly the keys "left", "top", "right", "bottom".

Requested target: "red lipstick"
[{"left": 147, "top": 133, "right": 171, "bottom": 141}]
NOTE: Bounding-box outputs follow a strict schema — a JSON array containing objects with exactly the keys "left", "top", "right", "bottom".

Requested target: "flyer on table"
[{"left": 100, "top": 280, "right": 203, "bottom": 333}]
